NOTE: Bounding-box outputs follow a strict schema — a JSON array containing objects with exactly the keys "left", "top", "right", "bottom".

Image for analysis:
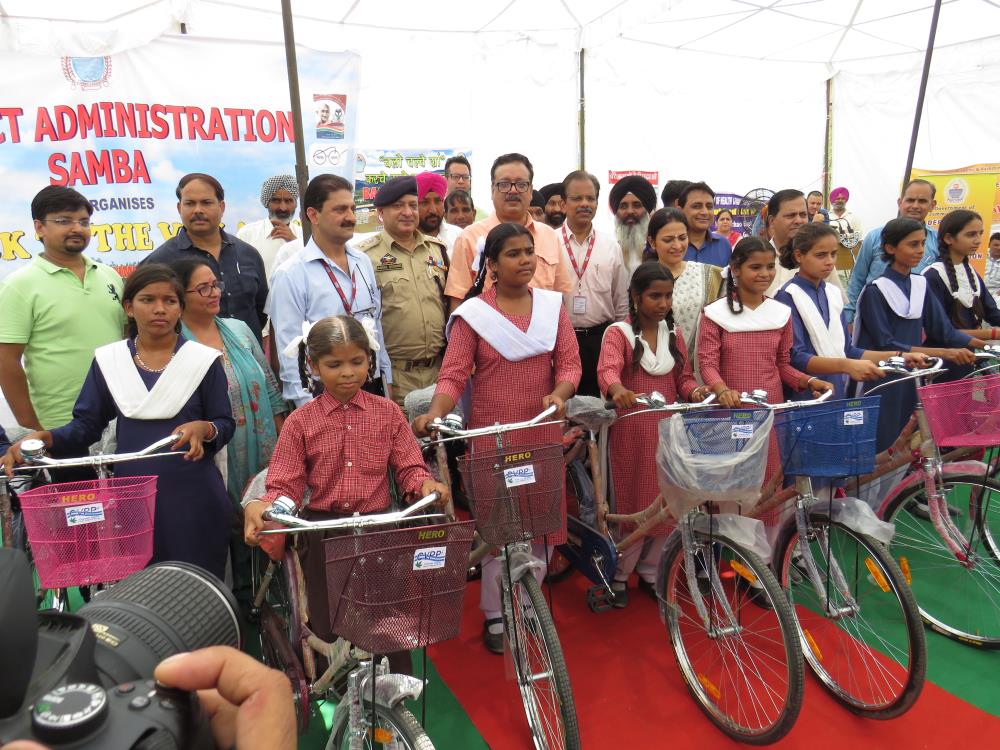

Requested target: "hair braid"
[
  {"left": 666, "top": 308, "right": 683, "bottom": 369},
  {"left": 940, "top": 252, "right": 966, "bottom": 328},
  {"left": 628, "top": 294, "right": 645, "bottom": 372},
  {"left": 964, "top": 257, "right": 986, "bottom": 326},
  {"left": 298, "top": 341, "right": 311, "bottom": 390}
]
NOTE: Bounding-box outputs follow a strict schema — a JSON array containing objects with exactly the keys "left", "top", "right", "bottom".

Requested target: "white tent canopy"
[{"left": 1, "top": 0, "right": 999, "bottom": 234}]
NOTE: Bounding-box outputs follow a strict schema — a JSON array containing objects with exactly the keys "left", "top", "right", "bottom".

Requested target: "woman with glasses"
[{"left": 173, "top": 257, "right": 286, "bottom": 602}]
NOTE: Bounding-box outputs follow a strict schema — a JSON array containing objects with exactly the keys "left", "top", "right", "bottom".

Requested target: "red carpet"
[{"left": 428, "top": 573, "right": 1000, "bottom": 749}]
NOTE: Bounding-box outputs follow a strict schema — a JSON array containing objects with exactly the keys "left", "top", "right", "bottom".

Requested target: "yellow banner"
[{"left": 911, "top": 163, "right": 1000, "bottom": 276}]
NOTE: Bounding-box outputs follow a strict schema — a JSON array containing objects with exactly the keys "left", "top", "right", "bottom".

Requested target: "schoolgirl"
[
  {"left": 773, "top": 222, "right": 924, "bottom": 399},
  {"left": 921, "top": 209, "right": 1000, "bottom": 381},
  {"left": 697, "top": 237, "right": 833, "bottom": 531},
  {"left": 597, "top": 262, "right": 706, "bottom": 606},
  {"left": 2, "top": 264, "right": 235, "bottom": 579},
  {"left": 854, "top": 218, "right": 982, "bottom": 453},
  {"left": 414, "top": 222, "right": 582, "bottom": 654}
]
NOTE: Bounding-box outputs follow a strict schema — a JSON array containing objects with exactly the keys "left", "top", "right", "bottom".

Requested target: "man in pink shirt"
[{"left": 444, "top": 152, "right": 573, "bottom": 310}]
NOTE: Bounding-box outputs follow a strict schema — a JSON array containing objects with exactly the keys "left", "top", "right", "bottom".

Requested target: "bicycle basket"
[
  {"left": 323, "top": 520, "right": 475, "bottom": 653},
  {"left": 773, "top": 397, "right": 880, "bottom": 477},
  {"left": 457, "top": 443, "right": 564, "bottom": 545},
  {"left": 918, "top": 374, "right": 1000, "bottom": 447},
  {"left": 657, "top": 409, "right": 773, "bottom": 518},
  {"left": 17, "top": 476, "right": 157, "bottom": 589}
]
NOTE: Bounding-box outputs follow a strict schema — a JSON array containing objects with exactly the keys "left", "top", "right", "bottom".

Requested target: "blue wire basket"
[
  {"left": 678, "top": 408, "right": 774, "bottom": 456},
  {"left": 773, "top": 397, "right": 880, "bottom": 477}
]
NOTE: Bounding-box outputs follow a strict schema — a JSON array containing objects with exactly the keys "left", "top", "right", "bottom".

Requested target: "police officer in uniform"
[{"left": 356, "top": 176, "right": 449, "bottom": 406}]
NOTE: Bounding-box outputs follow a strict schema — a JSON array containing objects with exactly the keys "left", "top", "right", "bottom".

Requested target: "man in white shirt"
[
  {"left": 561, "top": 170, "right": 629, "bottom": 396},
  {"left": 237, "top": 174, "right": 303, "bottom": 280},
  {"left": 986, "top": 232, "right": 1000, "bottom": 301},
  {"left": 416, "top": 172, "right": 461, "bottom": 253}
]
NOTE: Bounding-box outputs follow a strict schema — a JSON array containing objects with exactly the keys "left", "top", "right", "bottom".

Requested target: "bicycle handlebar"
[
  {"left": 7, "top": 434, "right": 185, "bottom": 473},
  {"left": 257, "top": 492, "right": 444, "bottom": 535},
  {"left": 864, "top": 356, "right": 946, "bottom": 395},
  {"left": 739, "top": 389, "right": 833, "bottom": 411},
  {"left": 426, "top": 405, "right": 559, "bottom": 443},
  {"left": 603, "top": 390, "right": 718, "bottom": 415}
]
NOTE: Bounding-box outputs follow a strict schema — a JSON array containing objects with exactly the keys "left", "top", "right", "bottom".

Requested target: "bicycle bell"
[
  {"left": 270, "top": 496, "right": 297, "bottom": 516},
  {"left": 646, "top": 391, "right": 667, "bottom": 408},
  {"left": 20, "top": 439, "right": 46, "bottom": 463},
  {"left": 437, "top": 413, "right": 464, "bottom": 431}
]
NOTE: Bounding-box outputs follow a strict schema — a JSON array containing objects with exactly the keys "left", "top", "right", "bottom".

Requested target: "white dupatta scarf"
[
  {"left": 604, "top": 321, "right": 675, "bottom": 375},
  {"left": 852, "top": 274, "right": 926, "bottom": 347},
  {"left": 924, "top": 261, "right": 980, "bottom": 309},
  {"left": 783, "top": 281, "right": 845, "bottom": 358},
  {"left": 447, "top": 289, "right": 563, "bottom": 361},
  {"left": 702, "top": 297, "right": 791, "bottom": 333},
  {"left": 94, "top": 339, "right": 221, "bottom": 419}
]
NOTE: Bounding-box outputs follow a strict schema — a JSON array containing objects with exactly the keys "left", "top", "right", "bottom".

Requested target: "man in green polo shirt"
[{"left": 0, "top": 186, "right": 126, "bottom": 430}]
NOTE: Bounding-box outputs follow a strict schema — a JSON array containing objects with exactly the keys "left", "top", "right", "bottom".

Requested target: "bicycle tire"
[
  {"left": 326, "top": 701, "right": 434, "bottom": 750},
  {"left": 775, "top": 515, "right": 925, "bottom": 717},
  {"left": 503, "top": 570, "right": 581, "bottom": 750},
  {"left": 881, "top": 473, "right": 1000, "bottom": 647},
  {"left": 658, "top": 529, "right": 804, "bottom": 744},
  {"left": 254, "top": 550, "right": 311, "bottom": 733}
]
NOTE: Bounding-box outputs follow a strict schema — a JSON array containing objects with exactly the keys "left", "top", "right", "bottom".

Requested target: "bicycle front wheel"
[
  {"left": 776, "top": 517, "right": 925, "bottom": 717},
  {"left": 882, "top": 474, "right": 1000, "bottom": 647},
  {"left": 326, "top": 701, "right": 434, "bottom": 750},
  {"left": 503, "top": 570, "right": 581, "bottom": 750},
  {"left": 658, "top": 530, "right": 804, "bottom": 744}
]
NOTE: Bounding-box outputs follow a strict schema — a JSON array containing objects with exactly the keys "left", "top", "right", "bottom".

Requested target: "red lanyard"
[
  {"left": 561, "top": 225, "right": 596, "bottom": 281},
  {"left": 322, "top": 262, "right": 356, "bottom": 313}
]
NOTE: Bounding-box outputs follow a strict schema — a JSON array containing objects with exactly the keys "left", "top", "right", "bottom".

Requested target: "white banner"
[{"left": 0, "top": 36, "right": 360, "bottom": 279}]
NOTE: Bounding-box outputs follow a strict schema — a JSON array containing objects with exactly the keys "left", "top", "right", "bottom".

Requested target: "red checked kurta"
[
  {"left": 696, "top": 313, "right": 805, "bottom": 524},
  {"left": 436, "top": 288, "right": 582, "bottom": 545},
  {"left": 597, "top": 326, "right": 698, "bottom": 533}
]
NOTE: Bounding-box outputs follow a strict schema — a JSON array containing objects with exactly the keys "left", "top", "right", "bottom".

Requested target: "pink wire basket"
[
  {"left": 17, "top": 476, "right": 157, "bottom": 589},
  {"left": 918, "top": 373, "right": 1000, "bottom": 447}
]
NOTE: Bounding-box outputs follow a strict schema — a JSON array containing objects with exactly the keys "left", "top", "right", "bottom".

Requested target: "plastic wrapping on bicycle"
[
  {"left": 918, "top": 372, "right": 1000, "bottom": 447},
  {"left": 323, "top": 520, "right": 475, "bottom": 653},
  {"left": 773, "top": 396, "right": 880, "bottom": 477}
]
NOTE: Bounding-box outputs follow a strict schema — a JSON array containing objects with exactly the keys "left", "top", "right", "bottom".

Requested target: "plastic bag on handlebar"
[
  {"left": 657, "top": 409, "right": 773, "bottom": 519},
  {"left": 403, "top": 384, "right": 464, "bottom": 423},
  {"left": 691, "top": 513, "right": 772, "bottom": 564},
  {"left": 566, "top": 396, "right": 616, "bottom": 431}
]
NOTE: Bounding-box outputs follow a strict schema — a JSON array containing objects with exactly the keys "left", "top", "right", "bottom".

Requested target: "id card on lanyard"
[
  {"left": 562, "top": 225, "right": 595, "bottom": 315},
  {"left": 322, "top": 261, "right": 357, "bottom": 314}
]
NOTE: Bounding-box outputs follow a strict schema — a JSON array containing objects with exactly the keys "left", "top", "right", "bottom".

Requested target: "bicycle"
[
  {"left": 425, "top": 406, "right": 580, "bottom": 750},
  {"left": 741, "top": 390, "right": 927, "bottom": 718},
  {"left": 585, "top": 393, "right": 804, "bottom": 744},
  {"left": 249, "top": 488, "right": 472, "bottom": 749},
  {"left": 856, "top": 355, "right": 1000, "bottom": 647},
  {"left": 0, "top": 434, "right": 181, "bottom": 610}
]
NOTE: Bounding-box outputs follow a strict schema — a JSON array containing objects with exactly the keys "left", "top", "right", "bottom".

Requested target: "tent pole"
[
  {"left": 578, "top": 47, "right": 586, "bottom": 170},
  {"left": 281, "top": 0, "right": 311, "bottom": 242},
  {"left": 900, "top": 0, "right": 943, "bottom": 197},
  {"left": 823, "top": 76, "right": 832, "bottom": 202}
]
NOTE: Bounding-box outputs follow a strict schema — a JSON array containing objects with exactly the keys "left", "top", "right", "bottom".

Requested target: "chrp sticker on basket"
[
  {"left": 843, "top": 410, "right": 865, "bottom": 426},
  {"left": 65, "top": 502, "right": 105, "bottom": 527},
  {"left": 413, "top": 546, "right": 447, "bottom": 570},
  {"left": 731, "top": 422, "right": 755, "bottom": 440},
  {"left": 503, "top": 464, "right": 536, "bottom": 488}
]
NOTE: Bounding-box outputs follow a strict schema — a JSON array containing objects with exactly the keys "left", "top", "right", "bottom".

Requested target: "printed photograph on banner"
[{"left": 314, "top": 94, "right": 347, "bottom": 140}]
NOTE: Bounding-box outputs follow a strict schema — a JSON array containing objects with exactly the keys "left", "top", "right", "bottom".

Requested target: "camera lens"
[{"left": 77, "top": 562, "right": 242, "bottom": 685}]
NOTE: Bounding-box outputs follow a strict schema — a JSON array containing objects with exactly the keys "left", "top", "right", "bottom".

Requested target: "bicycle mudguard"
[
  {"left": 560, "top": 514, "right": 618, "bottom": 586},
  {"left": 805, "top": 497, "right": 896, "bottom": 545},
  {"left": 877, "top": 460, "right": 987, "bottom": 518}
]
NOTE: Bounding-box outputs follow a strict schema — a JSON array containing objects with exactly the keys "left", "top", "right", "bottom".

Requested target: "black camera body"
[{"left": 0, "top": 549, "right": 242, "bottom": 749}]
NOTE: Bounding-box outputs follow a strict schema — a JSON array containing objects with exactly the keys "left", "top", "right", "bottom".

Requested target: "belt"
[
  {"left": 400, "top": 356, "right": 440, "bottom": 371},
  {"left": 574, "top": 321, "right": 612, "bottom": 337}
]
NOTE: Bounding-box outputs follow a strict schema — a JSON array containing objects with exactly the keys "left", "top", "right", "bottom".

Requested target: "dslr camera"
[{"left": 0, "top": 549, "right": 243, "bottom": 748}]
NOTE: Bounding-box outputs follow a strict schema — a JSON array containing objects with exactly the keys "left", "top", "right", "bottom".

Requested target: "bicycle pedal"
[{"left": 586, "top": 585, "right": 614, "bottom": 613}]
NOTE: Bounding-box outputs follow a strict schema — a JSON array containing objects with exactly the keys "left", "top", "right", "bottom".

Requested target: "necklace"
[{"left": 134, "top": 336, "right": 175, "bottom": 373}]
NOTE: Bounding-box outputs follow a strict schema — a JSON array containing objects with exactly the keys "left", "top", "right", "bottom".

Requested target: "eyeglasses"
[
  {"left": 445, "top": 172, "right": 471, "bottom": 181},
  {"left": 494, "top": 180, "right": 531, "bottom": 194},
  {"left": 44, "top": 217, "right": 91, "bottom": 228},
  {"left": 186, "top": 281, "right": 226, "bottom": 297}
]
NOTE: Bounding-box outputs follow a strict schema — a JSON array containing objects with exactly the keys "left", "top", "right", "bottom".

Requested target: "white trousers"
[{"left": 480, "top": 542, "right": 551, "bottom": 621}]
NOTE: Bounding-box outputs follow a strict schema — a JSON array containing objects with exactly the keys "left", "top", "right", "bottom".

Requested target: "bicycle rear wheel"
[
  {"left": 326, "top": 701, "right": 434, "bottom": 750},
  {"left": 253, "top": 549, "right": 311, "bottom": 732},
  {"left": 776, "top": 516, "right": 925, "bottom": 717},
  {"left": 882, "top": 474, "right": 1000, "bottom": 647},
  {"left": 503, "top": 569, "right": 581, "bottom": 750},
  {"left": 658, "top": 530, "right": 803, "bottom": 744}
]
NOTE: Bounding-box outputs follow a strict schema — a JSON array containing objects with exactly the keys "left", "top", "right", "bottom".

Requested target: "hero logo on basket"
[
  {"left": 503, "top": 451, "right": 532, "bottom": 463},
  {"left": 503, "top": 465, "right": 537, "bottom": 488},
  {"left": 417, "top": 529, "right": 446, "bottom": 541},
  {"left": 59, "top": 491, "right": 98, "bottom": 504},
  {"left": 413, "top": 546, "right": 447, "bottom": 570},
  {"left": 65, "top": 502, "right": 105, "bottom": 527}
]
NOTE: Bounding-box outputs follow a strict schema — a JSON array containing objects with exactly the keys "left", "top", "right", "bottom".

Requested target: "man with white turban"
[{"left": 237, "top": 174, "right": 303, "bottom": 280}]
